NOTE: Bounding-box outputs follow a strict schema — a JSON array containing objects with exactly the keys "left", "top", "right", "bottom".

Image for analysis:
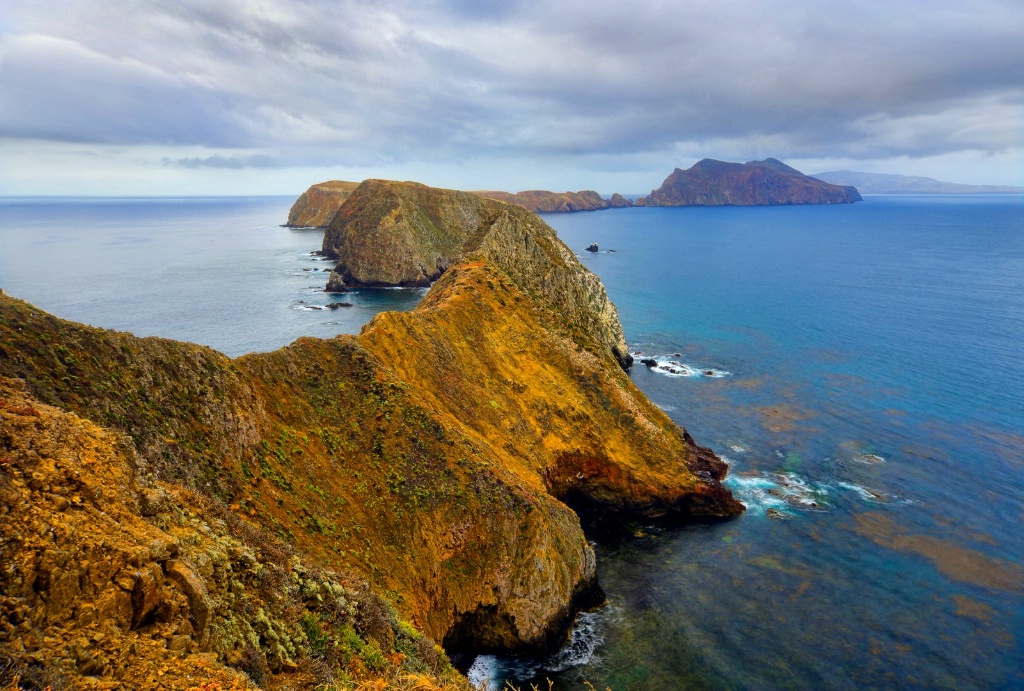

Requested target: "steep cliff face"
[
  {"left": 0, "top": 374, "right": 463, "bottom": 690},
  {"left": 0, "top": 179, "right": 742, "bottom": 689},
  {"left": 0, "top": 295, "right": 601, "bottom": 664},
  {"left": 639, "top": 158, "right": 862, "bottom": 206},
  {"left": 360, "top": 262, "right": 741, "bottom": 523},
  {"left": 323, "top": 180, "right": 634, "bottom": 369},
  {"left": 286, "top": 180, "right": 361, "bottom": 227},
  {"left": 474, "top": 189, "right": 631, "bottom": 212}
]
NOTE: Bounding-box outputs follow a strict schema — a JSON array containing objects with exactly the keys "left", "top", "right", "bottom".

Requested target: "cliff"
[
  {"left": 638, "top": 158, "right": 862, "bottom": 206},
  {"left": 286, "top": 180, "right": 361, "bottom": 227},
  {"left": 322, "top": 180, "right": 634, "bottom": 369},
  {"left": 474, "top": 189, "right": 633, "bottom": 213},
  {"left": 0, "top": 180, "right": 741, "bottom": 689}
]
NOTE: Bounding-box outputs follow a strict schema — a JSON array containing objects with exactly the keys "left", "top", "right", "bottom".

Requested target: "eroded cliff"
[
  {"left": 286, "top": 181, "right": 361, "bottom": 228},
  {"left": 322, "top": 180, "right": 634, "bottom": 369},
  {"left": 0, "top": 180, "right": 741, "bottom": 689}
]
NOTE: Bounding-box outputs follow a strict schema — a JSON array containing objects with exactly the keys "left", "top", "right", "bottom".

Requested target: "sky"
[{"left": 1, "top": 0, "right": 1022, "bottom": 196}]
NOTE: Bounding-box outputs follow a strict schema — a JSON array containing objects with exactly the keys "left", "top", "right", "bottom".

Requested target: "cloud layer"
[{"left": 1, "top": 0, "right": 1022, "bottom": 192}]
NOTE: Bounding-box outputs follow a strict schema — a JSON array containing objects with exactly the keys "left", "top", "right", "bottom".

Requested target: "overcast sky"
[{"left": 1, "top": 0, "right": 1022, "bottom": 195}]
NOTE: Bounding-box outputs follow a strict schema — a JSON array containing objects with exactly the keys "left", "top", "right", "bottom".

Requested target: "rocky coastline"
[
  {"left": 0, "top": 180, "right": 741, "bottom": 689},
  {"left": 637, "top": 158, "right": 862, "bottom": 206},
  {"left": 285, "top": 180, "right": 361, "bottom": 227}
]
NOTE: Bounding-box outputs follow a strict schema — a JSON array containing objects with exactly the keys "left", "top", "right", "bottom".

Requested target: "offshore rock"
[
  {"left": 638, "top": 158, "right": 862, "bottom": 206},
  {"left": 322, "top": 179, "right": 633, "bottom": 369},
  {"left": 286, "top": 180, "right": 360, "bottom": 227}
]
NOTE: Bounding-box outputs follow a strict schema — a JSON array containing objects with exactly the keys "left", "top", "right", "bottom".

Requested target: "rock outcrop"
[
  {"left": 638, "top": 158, "right": 862, "bottom": 206},
  {"left": 474, "top": 189, "right": 633, "bottom": 213},
  {"left": 0, "top": 179, "right": 742, "bottom": 688},
  {"left": 322, "top": 180, "right": 634, "bottom": 369},
  {"left": 286, "top": 180, "right": 361, "bottom": 227}
]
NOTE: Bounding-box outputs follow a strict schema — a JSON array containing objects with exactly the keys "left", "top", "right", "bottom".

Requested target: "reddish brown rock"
[
  {"left": 639, "top": 158, "right": 862, "bottom": 206},
  {"left": 285, "top": 180, "right": 360, "bottom": 227}
]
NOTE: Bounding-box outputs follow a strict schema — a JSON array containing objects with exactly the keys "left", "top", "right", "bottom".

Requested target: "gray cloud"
[
  {"left": 1, "top": 0, "right": 1022, "bottom": 184},
  {"left": 170, "top": 154, "right": 278, "bottom": 169}
]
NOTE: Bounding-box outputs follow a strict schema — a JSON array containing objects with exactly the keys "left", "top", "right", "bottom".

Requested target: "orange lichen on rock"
[
  {"left": 286, "top": 180, "right": 361, "bottom": 228},
  {"left": 0, "top": 179, "right": 740, "bottom": 689}
]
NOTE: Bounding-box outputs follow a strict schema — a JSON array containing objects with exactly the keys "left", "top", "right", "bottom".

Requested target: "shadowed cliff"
[
  {"left": 0, "top": 180, "right": 741, "bottom": 688},
  {"left": 638, "top": 158, "right": 862, "bottom": 206}
]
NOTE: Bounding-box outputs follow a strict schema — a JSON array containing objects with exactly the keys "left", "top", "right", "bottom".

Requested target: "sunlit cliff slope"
[{"left": 0, "top": 181, "right": 740, "bottom": 689}]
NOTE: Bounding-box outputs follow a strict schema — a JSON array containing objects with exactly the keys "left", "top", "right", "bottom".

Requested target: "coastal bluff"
[
  {"left": 322, "top": 180, "right": 634, "bottom": 369},
  {"left": 286, "top": 180, "right": 360, "bottom": 227},
  {"left": 0, "top": 180, "right": 740, "bottom": 689},
  {"left": 638, "top": 158, "right": 862, "bottom": 206}
]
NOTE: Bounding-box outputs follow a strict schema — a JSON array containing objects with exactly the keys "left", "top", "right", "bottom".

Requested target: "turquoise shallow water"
[{"left": 2, "top": 195, "right": 1022, "bottom": 689}]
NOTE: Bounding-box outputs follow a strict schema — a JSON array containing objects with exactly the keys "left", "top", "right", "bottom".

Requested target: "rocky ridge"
[
  {"left": 474, "top": 189, "right": 633, "bottom": 213},
  {"left": 638, "top": 158, "right": 862, "bottom": 206},
  {"left": 0, "top": 180, "right": 741, "bottom": 688},
  {"left": 322, "top": 180, "right": 634, "bottom": 369},
  {"left": 286, "top": 181, "right": 361, "bottom": 228}
]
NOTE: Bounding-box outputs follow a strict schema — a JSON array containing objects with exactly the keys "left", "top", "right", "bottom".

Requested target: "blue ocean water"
[
  {"left": 482, "top": 197, "right": 1024, "bottom": 689},
  {"left": 2, "top": 195, "right": 1022, "bottom": 688},
  {"left": 0, "top": 196, "right": 425, "bottom": 356}
]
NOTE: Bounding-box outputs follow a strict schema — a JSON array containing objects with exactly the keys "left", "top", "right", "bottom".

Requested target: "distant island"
[
  {"left": 812, "top": 170, "right": 1024, "bottom": 194},
  {"left": 286, "top": 158, "right": 860, "bottom": 229},
  {"left": 474, "top": 189, "right": 634, "bottom": 212},
  {"left": 637, "top": 158, "right": 862, "bottom": 206}
]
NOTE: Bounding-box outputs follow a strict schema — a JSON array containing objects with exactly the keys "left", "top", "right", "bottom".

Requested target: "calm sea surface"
[{"left": 2, "top": 195, "right": 1022, "bottom": 689}]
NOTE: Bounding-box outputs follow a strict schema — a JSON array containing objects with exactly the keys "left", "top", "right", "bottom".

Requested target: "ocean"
[{"left": 2, "top": 194, "right": 1022, "bottom": 689}]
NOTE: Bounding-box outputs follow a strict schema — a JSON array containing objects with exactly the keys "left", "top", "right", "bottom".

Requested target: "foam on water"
[
  {"left": 467, "top": 609, "right": 606, "bottom": 689},
  {"left": 640, "top": 355, "right": 730, "bottom": 378},
  {"left": 837, "top": 481, "right": 887, "bottom": 503},
  {"left": 725, "top": 471, "right": 831, "bottom": 515}
]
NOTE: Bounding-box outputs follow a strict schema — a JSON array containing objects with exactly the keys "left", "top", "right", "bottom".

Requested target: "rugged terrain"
[
  {"left": 474, "top": 189, "right": 633, "bottom": 213},
  {"left": 286, "top": 181, "right": 361, "bottom": 227},
  {"left": 0, "top": 181, "right": 741, "bottom": 689},
  {"left": 638, "top": 158, "right": 862, "bottom": 206},
  {"left": 322, "top": 180, "right": 634, "bottom": 369}
]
